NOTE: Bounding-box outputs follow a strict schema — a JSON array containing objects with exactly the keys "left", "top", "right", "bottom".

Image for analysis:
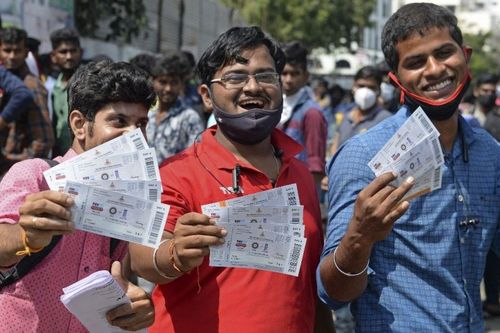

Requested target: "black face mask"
[
  {"left": 477, "top": 94, "right": 496, "bottom": 109},
  {"left": 210, "top": 91, "right": 283, "bottom": 145},
  {"left": 389, "top": 72, "right": 472, "bottom": 121}
]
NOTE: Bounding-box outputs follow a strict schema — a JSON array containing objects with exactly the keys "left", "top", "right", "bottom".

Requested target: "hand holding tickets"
[
  {"left": 202, "top": 185, "right": 307, "bottom": 277},
  {"left": 368, "top": 107, "right": 444, "bottom": 200},
  {"left": 43, "top": 129, "right": 169, "bottom": 247}
]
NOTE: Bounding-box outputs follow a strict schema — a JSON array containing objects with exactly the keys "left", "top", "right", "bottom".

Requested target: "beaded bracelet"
[
  {"left": 15, "top": 229, "right": 45, "bottom": 256},
  {"left": 332, "top": 247, "right": 369, "bottom": 277},
  {"left": 152, "top": 239, "right": 178, "bottom": 279}
]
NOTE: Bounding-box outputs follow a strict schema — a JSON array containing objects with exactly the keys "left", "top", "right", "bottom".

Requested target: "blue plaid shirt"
[
  {"left": 146, "top": 99, "right": 204, "bottom": 165},
  {"left": 318, "top": 106, "right": 500, "bottom": 332}
]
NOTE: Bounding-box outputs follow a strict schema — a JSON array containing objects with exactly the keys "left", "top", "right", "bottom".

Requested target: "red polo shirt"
[{"left": 151, "top": 128, "right": 323, "bottom": 333}]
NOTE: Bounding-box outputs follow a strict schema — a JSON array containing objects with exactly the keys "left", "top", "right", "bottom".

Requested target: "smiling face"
[
  {"left": 153, "top": 74, "right": 183, "bottom": 108},
  {"left": 395, "top": 27, "right": 469, "bottom": 102},
  {"left": 200, "top": 44, "right": 282, "bottom": 114}
]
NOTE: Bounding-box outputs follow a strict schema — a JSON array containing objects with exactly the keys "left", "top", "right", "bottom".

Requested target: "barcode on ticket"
[
  {"left": 288, "top": 243, "right": 302, "bottom": 274},
  {"left": 133, "top": 137, "right": 145, "bottom": 150},
  {"left": 145, "top": 157, "right": 156, "bottom": 179},
  {"left": 149, "top": 188, "right": 158, "bottom": 201},
  {"left": 148, "top": 210, "right": 166, "bottom": 245}
]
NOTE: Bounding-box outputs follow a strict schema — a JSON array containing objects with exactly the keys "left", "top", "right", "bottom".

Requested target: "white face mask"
[
  {"left": 354, "top": 87, "right": 377, "bottom": 110},
  {"left": 380, "top": 82, "right": 395, "bottom": 103}
]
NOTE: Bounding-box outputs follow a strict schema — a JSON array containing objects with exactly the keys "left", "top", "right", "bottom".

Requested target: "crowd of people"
[{"left": 0, "top": 2, "right": 498, "bottom": 333}]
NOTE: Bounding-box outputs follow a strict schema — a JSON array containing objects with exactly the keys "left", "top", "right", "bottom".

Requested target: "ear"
[
  {"left": 69, "top": 110, "right": 88, "bottom": 141},
  {"left": 50, "top": 51, "right": 57, "bottom": 64},
  {"left": 462, "top": 46, "right": 472, "bottom": 63},
  {"left": 198, "top": 84, "right": 213, "bottom": 111}
]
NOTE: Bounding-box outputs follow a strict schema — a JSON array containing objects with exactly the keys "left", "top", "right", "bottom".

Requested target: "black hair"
[
  {"left": 151, "top": 51, "right": 191, "bottom": 80},
  {"left": 0, "top": 27, "right": 28, "bottom": 46},
  {"left": 382, "top": 3, "right": 463, "bottom": 71},
  {"left": 196, "top": 26, "right": 285, "bottom": 85},
  {"left": 50, "top": 28, "right": 81, "bottom": 50},
  {"left": 68, "top": 60, "right": 156, "bottom": 125},
  {"left": 282, "top": 41, "right": 308, "bottom": 71},
  {"left": 129, "top": 53, "right": 158, "bottom": 77},
  {"left": 475, "top": 73, "right": 498, "bottom": 87},
  {"left": 354, "top": 66, "right": 383, "bottom": 86}
]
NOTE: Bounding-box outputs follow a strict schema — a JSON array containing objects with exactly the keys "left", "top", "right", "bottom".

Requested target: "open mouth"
[
  {"left": 424, "top": 78, "right": 453, "bottom": 92},
  {"left": 239, "top": 100, "right": 266, "bottom": 110}
]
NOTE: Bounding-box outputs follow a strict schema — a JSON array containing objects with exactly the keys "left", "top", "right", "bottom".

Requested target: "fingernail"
[
  {"left": 209, "top": 218, "right": 217, "bottom": 224},
  {"left": 68, "top": 222, "right": 75, "bottom": 229},
  {"left": 66, "top": 197, "right": 74, "bottom": 205},
  {"left": 221, "top": 228, "right": 227, "bottom": 236},
  {"left": 392, "top": 171, "right": 398, "bottom": 177},
  {"left": 219, "top": 237, "right": 225, "bottom": 244},
  {"left": 406, "top": 176, "right": 415, "bottom": 184}
]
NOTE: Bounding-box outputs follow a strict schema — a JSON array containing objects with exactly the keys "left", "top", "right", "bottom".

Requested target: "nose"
[
  {"left": 424, "top": 56, "right": 446, "bottom": 78},
  {"left": 242, "top": 74, "right": 262, "bottom": 93}
]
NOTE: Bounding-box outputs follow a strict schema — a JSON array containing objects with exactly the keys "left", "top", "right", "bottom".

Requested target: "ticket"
[
  {"left": 80, "top": 180, "right": 162, "bottom": 202},
  {"left": 210, "top": 224, "right": 307, "bottom": 277},
  {"left": 401, "top": 166, "right": 442, "bottom": 201},
  {"left": 65, "top": 181, "right": 169, "bottom": 248},
  {"left": 377, "top": 134, "right": 443, "bottom": 180},
  {"left": 369, "top": 107, "right": 439, "bottom": 172},
  {"left": 201, "top": 205, "right": 304, "bottom": 226},
  {"left": 45, "top": 149, "right": 160, "bottom": 191},
  {"left": 201, "top": 184, "right": 300, "bottom": 210},
  {"left": 45, "top": 129, "right": 148, "bottom": 175}
]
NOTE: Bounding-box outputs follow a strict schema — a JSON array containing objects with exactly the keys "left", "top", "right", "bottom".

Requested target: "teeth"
[{"left": 427, "top": 79, "right": 451, "bottom": 91}]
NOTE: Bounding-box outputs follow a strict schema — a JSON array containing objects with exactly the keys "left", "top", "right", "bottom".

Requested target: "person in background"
[
  {"left": 279, "top": 41, "right": 327, "bottom": 189},
  {"left": 0, "top": 27, "right": 53, "bottom": 176},
  {"left": 327, "top": 66, "right": 393, "bottom": 157},
  {"left": 46, "top": 28, "right": 83, "bottom": 156},
  {"left": 462, "top": 73, "right": 498, "bottom": 127},
  {"left": 129, "top": 52, "right": 158, "bottom": 79},
  {"left": 318, "top": 3, "right": 499, "bottom": 331},
  {"left": 146, "top": 51, "right": 204, "bottom": 165}
]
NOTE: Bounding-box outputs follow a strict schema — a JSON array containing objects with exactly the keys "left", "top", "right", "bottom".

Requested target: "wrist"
[{"left": 152, "top": 239, "right": 181, "bottom": 280}]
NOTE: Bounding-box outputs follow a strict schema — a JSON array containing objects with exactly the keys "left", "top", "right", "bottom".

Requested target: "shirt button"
[
  {"left": 84, "top": 266, "right": 90, "bottom": 273},
  {"left": 457, "top": 195, "right": 464, "bottom": 202},
  {"left": 460, "top": 238, "right": 465, "bottom": 244},
  {"left": 463, "top": 278, "right": 467, "bottom": 285}
]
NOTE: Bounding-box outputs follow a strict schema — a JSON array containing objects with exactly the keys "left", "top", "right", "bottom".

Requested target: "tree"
[
  {"left": 74, "top": 0, "right": 146, "bottom": 43},
  {"left": 221, "top": 0, "right": 376, "bottom": 50},
  {"left": 463, "top": 32, "right": 500, "bottom": 77}
]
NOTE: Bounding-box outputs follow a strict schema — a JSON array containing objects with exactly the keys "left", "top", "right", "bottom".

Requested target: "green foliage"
[
  {"left": 221, "top": 0, "right": 376, "bottom": 50},
  {"left": 74, "top": 0, "right": 146, "bottom": 43},
  {"left": 463, "top": 32, "right": 500, "bottom": 77}
]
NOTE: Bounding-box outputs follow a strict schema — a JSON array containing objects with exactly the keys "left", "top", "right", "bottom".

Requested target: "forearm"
[
  {"left": 129, "top": 233, "right": 183, "bottom": 284},
  {"left": 320, "top": 224, "right": 374, "bottom": 302},
  {"left": 0, "top": 223, "right": 25, "bottom": 268}
]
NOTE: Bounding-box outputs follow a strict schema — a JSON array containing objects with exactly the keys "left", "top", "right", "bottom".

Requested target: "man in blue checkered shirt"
[{"left": 318, "top": 3, "right": 500, "bottom": 332}]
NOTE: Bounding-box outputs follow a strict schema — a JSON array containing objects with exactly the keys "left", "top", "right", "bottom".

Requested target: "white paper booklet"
[
  {"left": 60, "top": 270, "right": 146, "bottom": 333},
  {"left": 65, "top": 181, "right": 169, "bottom": 248}
]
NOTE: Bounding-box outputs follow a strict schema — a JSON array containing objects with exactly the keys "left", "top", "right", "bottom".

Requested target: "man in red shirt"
[{"left": 129, "top": 26, "right": 333, "bottom": 332}]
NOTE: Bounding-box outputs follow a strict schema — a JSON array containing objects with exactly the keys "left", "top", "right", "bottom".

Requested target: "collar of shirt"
[
  {"left": 346, "top": 105, "right": 384, "bottom": 124},
  {"left": 196, "top": 127, "right": 303, "bottom": 172},
  {"left": 54, "top": 72, "right": 69, "bottom": 91},
  {"left": 148, "top": 99, "right": 186, "bottom": 122},
  {"left": 281, "top": 87, "right": 311, "bottom": 125}
]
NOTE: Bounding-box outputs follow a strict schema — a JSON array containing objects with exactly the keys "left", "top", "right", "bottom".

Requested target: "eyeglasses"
[{"left": 210, "top": 72, "right": 280, "bottom": 89}]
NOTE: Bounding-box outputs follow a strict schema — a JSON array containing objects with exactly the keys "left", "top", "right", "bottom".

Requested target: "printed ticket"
[
  {"left": 45, "top": 149, "right": 160, "bottom": 191},
  {"left": 80, "top": 180, "right": 162, "bottom": 202},
  {"left": 369, "top": 107, "right": 440, "bottom": 173},
  {"left": 64, "top": 181, "right": 169, "bottom": 248},
  {"left": 45, "top": 129, "right": 147, "bottom": 175},
  {"left": 377, "top": 133, "right": 443, "bottom": 180},
  {"left": 201, "top": 205, "right": 304, "bottom": 226},
  {"left": 201, "top": 184, "right": 300, "bottom": 210},
  {"left": 210, "top": 224, "right": 307, "bottom": 277}
]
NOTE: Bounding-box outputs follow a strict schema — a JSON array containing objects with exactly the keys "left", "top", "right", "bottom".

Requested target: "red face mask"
[{"left": 388, "top": 71, "right": 472, "bottom": 121}]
